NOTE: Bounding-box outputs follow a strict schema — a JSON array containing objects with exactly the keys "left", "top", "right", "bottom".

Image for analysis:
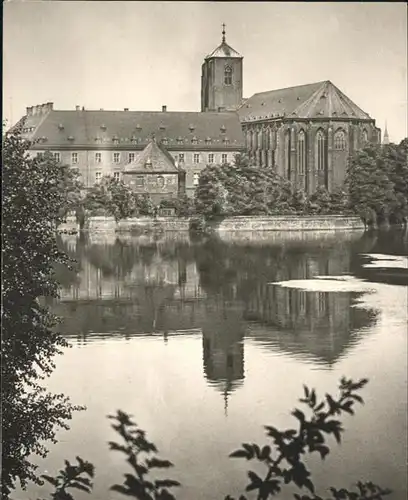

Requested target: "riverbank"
[{"left": 58, "top": 215, "right": 365, "bottom": 234}]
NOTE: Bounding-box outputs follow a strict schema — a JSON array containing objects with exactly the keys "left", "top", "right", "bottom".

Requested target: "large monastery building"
[{"left": 17, "top": 26, "right": 380, "bottom": 198}]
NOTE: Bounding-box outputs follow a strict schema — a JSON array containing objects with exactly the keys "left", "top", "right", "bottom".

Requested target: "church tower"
[{"left": 201, "top": 24, "right": 243, "bottom": 112}]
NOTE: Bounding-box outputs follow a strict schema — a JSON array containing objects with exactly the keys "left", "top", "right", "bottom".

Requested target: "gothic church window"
[
  {"left": 224, "top": 65, "right": 232, "bottom": 85},
  {"left": 334, "top": 130, "right": 346, "bottom": 150},
  {"left": 298, "top": 130, "right": 306, "bottom": 174},
  {"left": 285, "top": 130, "right": 291, "bottom": 179},
  {"left": 316, "top": 130, "right": 326, "bottom": 171}
]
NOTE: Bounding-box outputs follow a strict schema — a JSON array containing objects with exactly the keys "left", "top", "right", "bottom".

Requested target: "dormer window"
[
  {"left": 177, "top": 136, "right": 184, "bottom": 145},
  {"left": 220, "top": 125, "right": 226, "bottom": 133},
  {"left": 223, "top": 137, "right": 230, "bottom": 144},
  {"left": 58, "top": 123, "right": 64, "bottom": 130},
  {"left": 68, "top": 136, "right": 74, "bottom": 141},
  {"left": 100, "top": 124, "right": 107, "bottom": 131},
  {"left": 205, "top": 137, "right": 212, "bottom": 144},
  {"left": 192, "top": 136, "right": 198, "bottom": 145},
  {"left": 162, "top": 137, "right": 168, "bottom": 145},
  {"left": 41, "top": 136, "right": 48, "bottom": 142},
  {"left": 145, "top": 157, "right": 152, "bottom": 168},
  {"left": 136, "top": 124, "right": 142, "bottom": 131},
  {"left": 159, "top": 124, "right": 166, "bottom": 131},
  {"left": 112, "top": 136, "right": 119, "bottom": 144},
  {"left": 224, "top": 65, "right": 232, "bottom": 85}
]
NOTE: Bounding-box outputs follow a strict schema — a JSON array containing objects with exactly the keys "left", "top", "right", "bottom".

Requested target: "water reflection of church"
[{"left": 56, "top": 234, "right": 377, "bottom": 409}]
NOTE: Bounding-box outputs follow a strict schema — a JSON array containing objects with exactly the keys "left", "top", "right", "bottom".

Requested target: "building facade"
[
  {"left": 200, "top": 30, "right": 381, "bottom": 193},
  {"left": 18, "top": 104, "right": 245, "bottom": 198},
  {"left": 16, "top": 26, "right": 381, "bottom": 197}
]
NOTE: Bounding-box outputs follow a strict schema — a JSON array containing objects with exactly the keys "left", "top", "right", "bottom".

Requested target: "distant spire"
[
  {"left": 383, "top": 121, "right": 389, "bottom": 145},
  {"left": 222, "top": 23, "right": 226, "bottom": 43}
]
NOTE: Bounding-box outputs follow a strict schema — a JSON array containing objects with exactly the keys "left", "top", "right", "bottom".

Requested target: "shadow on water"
[{"left": 50, "top": 229, "right": 388, "bottom": 399}]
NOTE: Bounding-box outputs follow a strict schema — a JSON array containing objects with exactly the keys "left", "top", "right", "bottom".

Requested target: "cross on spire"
[{"left": 222, "top": 23, "right": 226, "bottom": 43}]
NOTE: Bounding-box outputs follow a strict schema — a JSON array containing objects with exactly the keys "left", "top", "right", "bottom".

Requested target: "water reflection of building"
[
  {"left": 244, "top": 285, "right": 377, "bottom": 366},
  {"left": 202, "top": 305, "right": 245, "bottom": 414},
  {"left": 55, "top": 234, "right": 378, "bottom": 406}
]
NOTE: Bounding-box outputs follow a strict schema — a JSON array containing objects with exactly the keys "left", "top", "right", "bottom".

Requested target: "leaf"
[
  {"left": 41, "top": 474, "right": 59, "bottom": 487},
  {"left": 247, "top": 470, "right": 263, "bottom": 489},
  {"left": 303, "top": 478, "right": 315, "bottom": 494},
  {"left": 260, "top": 445, "right": 271, "bottom": 460},
  {"left": 68, "top": 482, "right": 92, "bottom": 493},
  {"left": 303, "top": 385, "right": 310, "bottom": 398},
  {"left": 154, "top": 479, "right": 181, "bottom": 488},
  {"left": 292, "top": 409, "right": 305, "bottom": 423},
  {"left": 229, "top": 449, "right": 251, "bottom": 459},
  {"left": 146, "top": 458, "right": 173, "bottom": 469}
]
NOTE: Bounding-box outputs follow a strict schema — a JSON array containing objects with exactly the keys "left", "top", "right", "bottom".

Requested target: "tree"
[
  {"left": 2, "top": 128, "right": 83, "bottom": 497},
  {"left": 346, "top": 145, "right": 397, "bottom": 227},
  {"left": 382, "top": 139, "right": 408, "bottom": 225}
]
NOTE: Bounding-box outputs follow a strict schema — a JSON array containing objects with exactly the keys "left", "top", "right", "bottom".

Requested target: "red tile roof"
[{"left": 238, "top": 81, "right": 372, "bottom": 122}]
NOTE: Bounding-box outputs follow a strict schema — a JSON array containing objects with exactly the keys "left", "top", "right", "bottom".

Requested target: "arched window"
[
  {"left": 258, "top": 129, "right": 263, "bottom": 149},
  {"left": 316, "top": 130, "right": 326, "bottom": 171},
  {"left": 285, "top": 130, "right": 291, "bottom": 179},
  {"left": 224, "top": 65, "right": 232, "bottom": 85},
  {"left": 254, "top": 129, "right": 258, "bottom": 149},
  {"left": 298, "top": 130, "right": 306, "bottom": 174},
  {"left": 362, "top": 129, "right": 368, "bottom": 144},
  {"left": 334, "top": 129, "right": 346, "bottom": 150}
]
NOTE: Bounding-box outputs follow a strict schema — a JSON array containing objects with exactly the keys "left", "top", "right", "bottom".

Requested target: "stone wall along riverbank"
[{"left": 58, "top": 215, "right": 365, "bottom": 234}]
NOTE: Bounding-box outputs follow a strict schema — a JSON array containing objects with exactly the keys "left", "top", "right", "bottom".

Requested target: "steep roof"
[
  {"left": 21, "top": 109, "right": 245, "bottom": 149},
  {"left": 238, "top": 80, "right": 372, "bottom": 122},
  {"left": 205, "top": 41, "right": 242, "bottom": 59},
  {"left": 123, "top": 138, "right": 180, "bottom": 174}
]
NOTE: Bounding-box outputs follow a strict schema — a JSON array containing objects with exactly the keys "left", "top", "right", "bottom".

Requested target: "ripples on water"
[{"left": 24, "top": 228, "right": 407, "bottom": 500}]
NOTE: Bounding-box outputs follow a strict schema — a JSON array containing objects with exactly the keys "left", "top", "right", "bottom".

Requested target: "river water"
[{"left": 22, "top": 229, "right": 407, "bottom": 500}]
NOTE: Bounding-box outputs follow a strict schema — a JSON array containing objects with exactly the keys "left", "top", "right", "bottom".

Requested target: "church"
[
  {"left": 201, "top": 25, "right": 381, "bottom": 193},
  {"left": 17, "top": 25, "right": 380, "bottom": 199}
]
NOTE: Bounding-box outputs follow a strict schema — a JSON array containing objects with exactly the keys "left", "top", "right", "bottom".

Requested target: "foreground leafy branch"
[
  {"left": 225, "top": 377, "right": 391, "bottom": 500},
  {"left": 40, "top": 379, "right": 391, "bottom": 500},
  {"left": 108, "top": 410, "right": 181, "bottom": 500},
  {"left": 40, "top": 457, "right": 94, "bottom": 500}
]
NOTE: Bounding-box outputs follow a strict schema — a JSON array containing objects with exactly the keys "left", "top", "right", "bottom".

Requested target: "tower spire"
[
  {"left": 383, "top": 121, "right": 389, "bottom": 145},
  {"left": 222, "top": 23, "right": 226, "bottom": 43}
]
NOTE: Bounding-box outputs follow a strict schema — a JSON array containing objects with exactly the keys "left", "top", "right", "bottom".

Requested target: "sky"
[{"left": 3, "top": 1, "right": 407, "bottom": 142}]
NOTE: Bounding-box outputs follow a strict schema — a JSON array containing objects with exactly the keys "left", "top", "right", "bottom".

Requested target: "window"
[
  {"left": 157, "top": 176, "right": 165, "bottom": 188},
  {"left": 362, "top": 129, "right": 368, "bottom": 144},
  {"left": 72, "top": 152, "right": 78, "bottom": 164},
  {"left": 222, "top": 153, "right": 228, "bottom": 164},
  {"left": 95, "top": 152, "right": 102, "bottom": 163},
  {"left": 113, "top": 172, "right": 120, "bottom": 181},
  {"left": 53, "top": 152, "right": 61, "bottom": 163},
  {"left": 224, "top": 65, "right": 232, "bottom": 85},
  {"left": 297, "top": 130, "right": 306, "bottom": 174},
  {"left": 334, "top": 130, "right": 346, "bottom": 150},
  {"left": 316, "top": 130, "right": 326, "bottom": 171},
  {"left": 208, "top": 153, "right": 214, "bottom": 164},
  {"left": 285, "top": 131, "right": 291, "bottom": 177},
  {"left": 95, "top": 172, "right": 102, "bottom": 184},
  {"left": 193, "top": 173, "right": 200, "bottom": 186},
  {"left": 128, "top": 152, "right": 135, "bottom": 163},
  {"left": 37, "top": 152, "right": 44, "bottom": 160},
  {"left": 193, "top": 153, "right": 200, "bottom": 164},
  {"left": 192, "top": 137, "right": 198, "bottom": 145},
  {"left": 135, "top": 176, "right": 144, "bottom": 187},
  {"left": 113, "top": 152, "right": 120, "bottom": 163},
  {"left": 178, "top": 153, "right": 185, "bottom": 163}
]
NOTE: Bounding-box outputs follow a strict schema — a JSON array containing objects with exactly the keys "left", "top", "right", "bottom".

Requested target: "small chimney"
[
  {"left": 26, "top": 106, "right": 33, "bottom": 116},
  {"left": 82, "top": 106, "right": 85, "bottom": 111},
  {"left": 75, "top": 105, "right": 80, "bottom": 111},
  {"left": 124, "top": 108, "right": 129, "bottom": 111},
  {"left": 162, "top": 105, "right": 167, "bottom": 112}
]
